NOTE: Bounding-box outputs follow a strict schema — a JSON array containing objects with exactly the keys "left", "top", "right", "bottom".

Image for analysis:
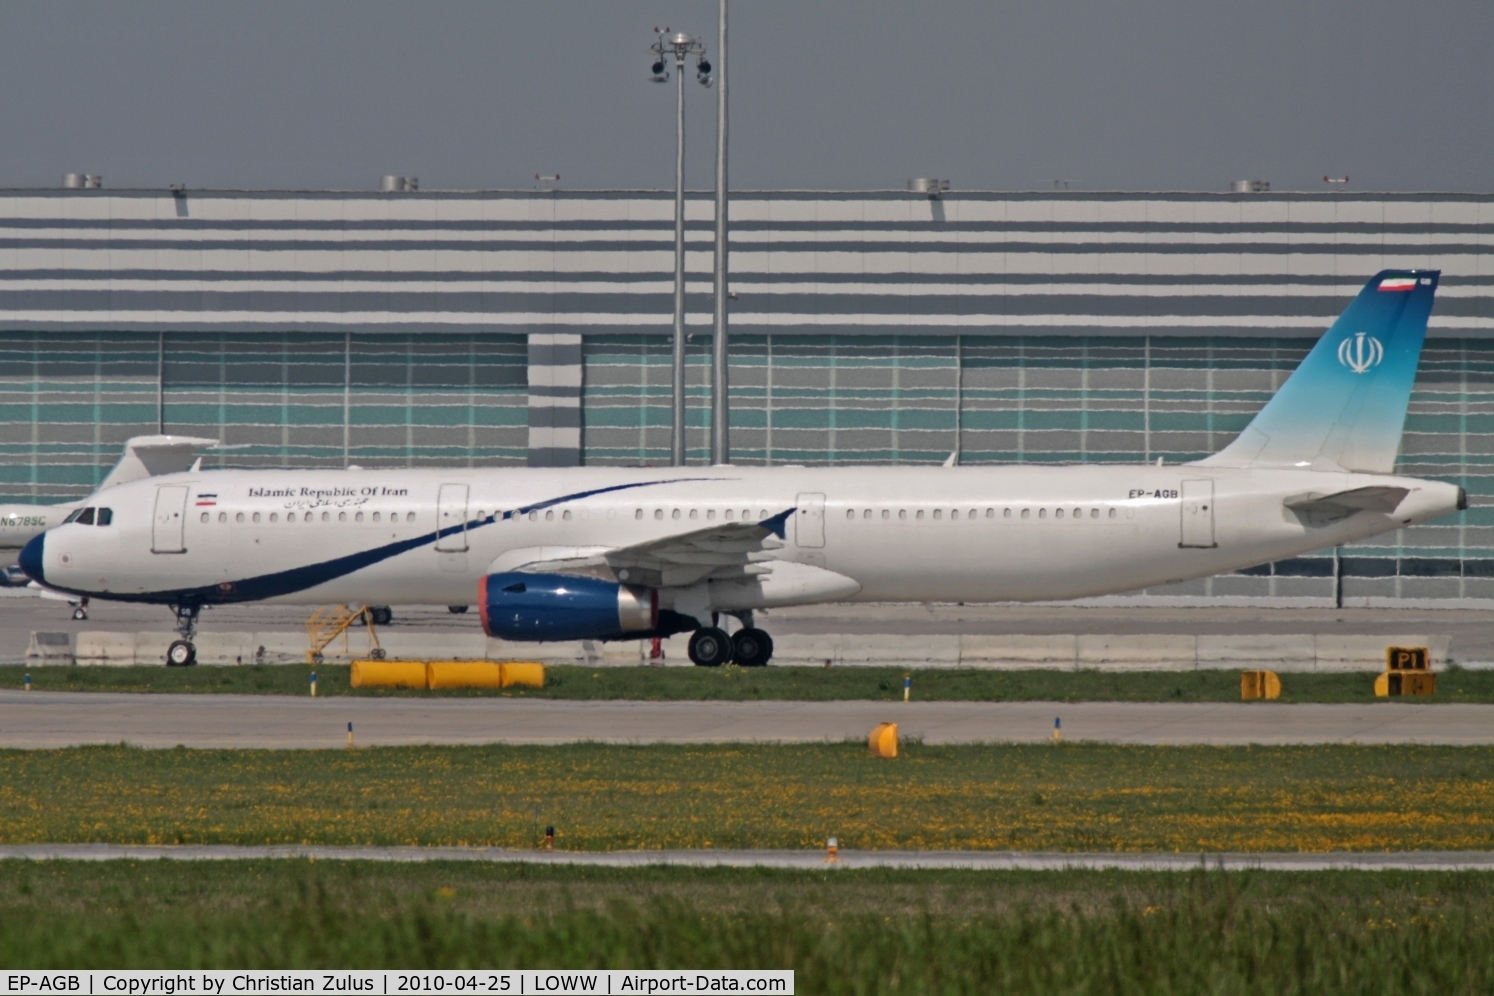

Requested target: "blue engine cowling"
[{"left": 479, "top": 571, "right": 693, "bottom": 641}]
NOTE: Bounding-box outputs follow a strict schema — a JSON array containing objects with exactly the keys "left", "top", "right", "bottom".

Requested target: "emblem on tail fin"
[{"left": 1337, "top": 332, "right": 1384, "bottom": 374}]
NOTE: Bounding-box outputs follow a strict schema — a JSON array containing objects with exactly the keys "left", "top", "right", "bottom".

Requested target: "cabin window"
[
  {"left": 200, "top": 512, "right": 209, "bottom": 523},
  {"left": 846, "top": 509, "right": 855, "bottom": 520},
  {"left": 1109, "top": 508, "right": 1118, "bottom": 519},
  {"left": 236, "top": 512, "right": 245, "bottom": 523},
  {"left": 1020, "top": 508, "right": 1029, "bottom": 520},
  {"left": 337, "top": 511, "right": 346, "bottom": 522},
  {"left": 724, "top": 509, "right": 734, "bottom": 520},
  {"left": 1055, "top": 508, "right": 1065, "bottom": 519},
  {"left": 949, "top": 510, "right": 958, "bottom": 521},
  {"left": 355, "top": 511, "right": 364, "bottom": 523},
  {"left": 635, "top": 509, "right": 643, "bottom": 520},
  {"left": 742, "top": 509, "right": 752, "bottom": 520},
  {"left": 542, "top": 510, "right": 552, "bottom": 521},
  {"left": 368, "top": 512, "right": 378, "bottom": 523},
  {"left": 863, "top": 509, "right": 872, "bottom": 519},
  {"left": 898, "top": 509, "right": 907, "bottom": 520},
  {"left": 1072, "top": 508, "right": 1082, "bottom": 519},
  {"left": 707, "top": 509, "right": 716, "bottom": 520},
  {"left": 563, "top": 509, "right": 572, "bottom": 521},
  {"left": 969, "top": 508, "right": 978, "bottom": 519},
  {"left": 528, "top": 511, "right": 538, "bottom": 521},
  {"left": 1090, "top": 508, "right": 1099, "bottom": 519},
  {"left": 407, "top": 511, "right": 416, "bottom": 522},
  {"left": 217, "top": 512, "right": 226, "bottom": 524},
  {"left": 882, "top": 509, "right": 890, "bottom": 519},
  {"left": 1038, "top": 508, "right": 1047, "bottom": 519},
  {"left": 671, "top": 508, "right": 681, "bottom": 520},
  {"left": 689, "top": 508, "right": 698, "bottom": 520},
  {"left": 323, "top": 511, "right": 331, "bottom": 522},
  {"left": 654, "top": 509, "right": 663, "bottom": 520},
  {"left": 269, "top": 512, "right": 278, "bottom": 523},
  {"left": 916, "top": 510, "right": 925, "bottom": 520}
]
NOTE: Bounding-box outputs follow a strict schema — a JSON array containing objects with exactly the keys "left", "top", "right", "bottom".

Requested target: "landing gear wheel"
[
  {"left": 71, "top": 605, "right": 88, "bottom": 621},
  {"left": 688, "top": 627, "right": 733, "bottom": 667},
  {"left": 369, "top": 606, "right": 393, "bottom": 626},
  {"left": 448, "top": 605, "right": 468, "bottom": 614},
  {"left": 732, "top": 628, "right": 773, "bottom": 667},
  {"left": 166, "top": 640, "right": 197, "bottom": 667}
]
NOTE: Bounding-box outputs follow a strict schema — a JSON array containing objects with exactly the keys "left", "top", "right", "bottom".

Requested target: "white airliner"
[{"left": 20, "top": 271, "right": 1462, "bottom": 667}]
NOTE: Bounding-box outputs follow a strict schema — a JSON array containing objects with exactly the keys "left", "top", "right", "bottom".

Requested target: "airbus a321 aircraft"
[{"left": 20, "top": 271, "right": 1462, "bottom": 667}]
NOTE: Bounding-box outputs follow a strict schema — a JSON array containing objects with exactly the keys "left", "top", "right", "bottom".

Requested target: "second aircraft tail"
[{"left": 1198, "top": 270, "right": 1439, "bottom": 474}]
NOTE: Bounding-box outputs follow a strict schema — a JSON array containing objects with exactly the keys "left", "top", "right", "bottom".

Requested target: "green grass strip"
[
  {"left": 3, "top": 742, "right": 1492, "bottom": 851},
  {"left": 7, "top": 662, "right": 1494, "bottom": 702},
  {"left": 1, "top": 860, "right": 1492, "bottom": 989}
]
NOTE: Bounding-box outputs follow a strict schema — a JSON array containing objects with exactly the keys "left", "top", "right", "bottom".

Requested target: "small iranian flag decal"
[{"left": 1378, "top": 277, "right": 1417, "bottom": 291}]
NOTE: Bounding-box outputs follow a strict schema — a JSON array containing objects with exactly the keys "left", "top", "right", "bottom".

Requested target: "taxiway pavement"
[
  {"left": 2, "top": 843, "right": 1492, "bottom": 872},
  {"left": 2, "top": 691, "right": 1491, "bottom": 747}
]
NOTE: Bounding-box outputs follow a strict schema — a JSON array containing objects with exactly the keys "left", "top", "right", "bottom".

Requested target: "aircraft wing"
[
  {"left": 1284, "top": 486, "right": 1410, "bottom": 520},
  {"left": 497, "top": 507, "right": 797, "bottom": 588}
]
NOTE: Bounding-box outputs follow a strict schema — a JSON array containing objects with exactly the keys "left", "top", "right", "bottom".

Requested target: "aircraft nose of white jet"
[{"left": 19, "top": 532, "right": 44, "bottom": 584}]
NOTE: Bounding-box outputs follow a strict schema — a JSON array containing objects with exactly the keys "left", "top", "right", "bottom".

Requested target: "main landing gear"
[
  {"left": 166, "top": 603, "right": 200, "bottom": 667},
  {"left": 687, "top": 614, "right": 774, "bottom": 668}
]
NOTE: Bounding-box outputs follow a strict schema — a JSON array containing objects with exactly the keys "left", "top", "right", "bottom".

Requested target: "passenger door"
[
  {"left": 1179, "top": 478, "right": 1216, "bottom": 548},
  {"left": 795, "top": 492, "right": 826, "bottom": 548},
  {"left": 151, "top": 484, "right": 189, "bottom": 554},
  {"left": 435, "top": 483, "right": 470, "bottom": 552}
]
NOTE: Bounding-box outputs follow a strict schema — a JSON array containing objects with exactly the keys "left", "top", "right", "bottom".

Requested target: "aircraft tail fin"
[
  {"left": 94, "top": 435, "right": 220, "bottom": 492},
  {"left": 1197, "top": 270, "right": 1439, "bottom": 474}
]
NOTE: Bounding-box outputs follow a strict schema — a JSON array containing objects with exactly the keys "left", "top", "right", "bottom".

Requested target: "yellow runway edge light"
[{"left": 869, "top": 722, "right": 898, "bottom": 758}]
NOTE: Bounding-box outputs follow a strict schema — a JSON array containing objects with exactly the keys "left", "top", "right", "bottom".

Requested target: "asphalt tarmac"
[
  {"left": 2, "top": 691, "right": 1491, "bottom": 747},
  {"left": 2, "top": 843, "right": 1492, "bottom": 872},
  {"left": 7, "top": 591, "right": 1494, "bottom": 663}
]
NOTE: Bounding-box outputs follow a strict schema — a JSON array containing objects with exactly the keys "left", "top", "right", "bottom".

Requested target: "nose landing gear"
[
  {"left": 69, "top": 597, "right": 89, "bottom": 621},
  {"left": 166, "top": 603, "right": 200, "bottom": 667}
]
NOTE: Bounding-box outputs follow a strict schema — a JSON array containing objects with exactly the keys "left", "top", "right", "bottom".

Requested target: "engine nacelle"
[{"left": 479, "top": 572, "right": 659, "bottom": 641}]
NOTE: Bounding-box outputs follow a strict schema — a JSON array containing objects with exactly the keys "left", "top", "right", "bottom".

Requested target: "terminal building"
[{"left": 0, "top": 184, "right": 1489, "bottom": 605}]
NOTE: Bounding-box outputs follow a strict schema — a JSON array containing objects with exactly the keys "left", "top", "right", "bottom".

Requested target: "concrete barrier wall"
[{"left": 59, "top": 630, "right": 1451, "bottom": 671}]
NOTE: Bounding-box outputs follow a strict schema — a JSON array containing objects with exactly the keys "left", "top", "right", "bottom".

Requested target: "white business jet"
[{"left": 20, "top": 271, "right": 1462, "bottom": 667}]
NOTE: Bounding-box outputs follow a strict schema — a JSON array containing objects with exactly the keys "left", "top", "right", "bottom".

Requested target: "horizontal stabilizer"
[{"left": 1285, "top": 485, "right": 1409, "bottom": 518}]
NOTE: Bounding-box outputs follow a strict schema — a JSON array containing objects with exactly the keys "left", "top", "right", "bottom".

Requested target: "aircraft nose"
[{"left": 19, "top": 532, "right": 44, "bottom": 584}]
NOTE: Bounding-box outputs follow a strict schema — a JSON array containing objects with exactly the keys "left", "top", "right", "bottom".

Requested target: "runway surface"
[
  {"left": 2, "top": 843, "right": 1492, "bottom": 872},
  {"left": 3, "top": 690, "right": 1493, "bottom": 747}
]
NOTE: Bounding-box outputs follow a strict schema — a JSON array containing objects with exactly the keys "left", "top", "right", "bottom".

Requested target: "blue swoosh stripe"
[{"left": 46, "top": 476, "right": 735, "bottom": 606}]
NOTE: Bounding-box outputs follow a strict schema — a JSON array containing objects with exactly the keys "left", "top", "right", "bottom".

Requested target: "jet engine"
[{"left": 479, "top": 571, "right": 688, "bottom": 641}]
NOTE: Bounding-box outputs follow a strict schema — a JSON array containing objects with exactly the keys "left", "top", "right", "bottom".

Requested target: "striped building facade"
[{"left": 0, "top": 188, "right": 1490, "bottom": 604}]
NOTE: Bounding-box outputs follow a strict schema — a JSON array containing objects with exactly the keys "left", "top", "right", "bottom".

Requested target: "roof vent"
[
  {"left": 1230, "top": 180, "right": 1270, "bottom": 193},
  {"left": 908, "top": 178, "right": 950, "bottom": 198},
  {"left": 63, "top": 173, "right": 102, "bottom": 189},
  {"left": 380, "top": 175, "right": 419, "bottom": 192}
]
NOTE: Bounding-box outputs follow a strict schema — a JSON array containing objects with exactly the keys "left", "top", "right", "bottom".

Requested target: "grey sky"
[{"left": 1, "top": 0, "right": 1488, "bottom": 193}]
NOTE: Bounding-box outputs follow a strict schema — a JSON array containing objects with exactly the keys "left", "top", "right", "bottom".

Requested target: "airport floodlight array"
[{"left": 648, "top": 28, "right": 712, "bottom": 467}]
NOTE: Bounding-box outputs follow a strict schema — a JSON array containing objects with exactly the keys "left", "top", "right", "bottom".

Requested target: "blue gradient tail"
[{"left": 1197, "top": 270, "right": 1439, "bottom": 474}]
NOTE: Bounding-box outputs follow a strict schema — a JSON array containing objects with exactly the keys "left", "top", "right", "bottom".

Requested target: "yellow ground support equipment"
[
  {"left": 1375, "top": 645, "right": 1435, "bottom": 697},
  {"left": 500, "top": 661, "right": 546, "bottom": 688},
  {"left": 1375, "top": 671, "right": 1437, "bottom": 697},
  {"left": 349, "top": 660, "right": 546, "bottom": 690},
  {"left": 1240, "top": 670, "right": 1282, "bottom": 700},
  {"left": 427, "top": 661, "right": 504, "bottom": 689},
  {"left": 306, "top": 605, "right": 384, "bottom": 664},
  {"left": 350, "top": 659, "right": 427, "bottom": 689},
  {"left": 868, "top": 722, "right": 898, "bottom": 758}
]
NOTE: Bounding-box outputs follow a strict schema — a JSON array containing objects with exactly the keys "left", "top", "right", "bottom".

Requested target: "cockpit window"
[
  {"left": 62, "top": 508, "right": 84, "bottom": 524},
  {"left": 74, "top": 508, "right": 96, "bottom": 525},
  {"left": 96, "top": 508, "right": 113, "bottom": 526}
]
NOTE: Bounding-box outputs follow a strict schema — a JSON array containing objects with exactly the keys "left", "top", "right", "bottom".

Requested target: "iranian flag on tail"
[{"left": 1378, "top": 276, "right": 1418, "bottom": 292}]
